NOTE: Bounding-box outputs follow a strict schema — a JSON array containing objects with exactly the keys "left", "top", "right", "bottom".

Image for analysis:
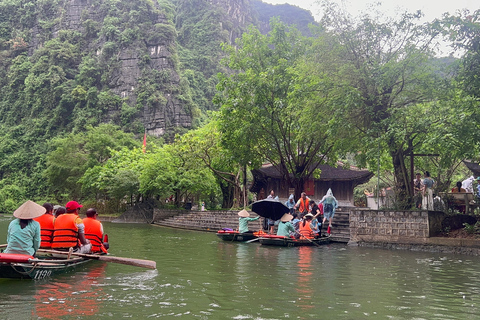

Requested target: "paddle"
[
  {"left": 295, "top": 232, "right": 322, "bottom": 247},
  {"left": 245, "top": 238, "right": 260, "bottom": 243},
  {"left": 37, "top": 249, "right": 156, "bottom": 269}
]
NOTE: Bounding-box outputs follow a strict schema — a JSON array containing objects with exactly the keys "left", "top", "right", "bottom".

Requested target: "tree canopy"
[{"left": 215, "top": 19, "right": 347, "bottom": 199}]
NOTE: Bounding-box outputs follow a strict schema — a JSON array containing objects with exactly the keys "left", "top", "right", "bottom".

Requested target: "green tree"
[
  {"left": 215, "top": 19, "right": 343, "bottom": 199},
  {"left": 44, "top": 124, "right": 138, "bottom": 201},
  {"left": 319, "top": 4, "right": 447, "bottom": 206},
  {"left": 178, "top": 119, "right": 246, "bottom": 208},
  {"left": 442, "top": 10, "right": 480, "bottom": 98}
]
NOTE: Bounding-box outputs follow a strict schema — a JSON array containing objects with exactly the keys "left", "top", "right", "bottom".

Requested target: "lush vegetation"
[{"left": 0, "top": 0, "right": 479, "bottom": 213}]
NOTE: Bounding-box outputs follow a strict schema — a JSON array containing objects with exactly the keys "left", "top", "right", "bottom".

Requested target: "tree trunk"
[
  {"left": 220, "top": 183, "right": 234, "bottom": 208},
  {"left": 391, "top": 149, "right": 411, "bottom": 208},
  {"left": 291, "top": 177, "right": 306, "bottom": 202}
]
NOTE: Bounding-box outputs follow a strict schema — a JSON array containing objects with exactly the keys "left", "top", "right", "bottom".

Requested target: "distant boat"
[
  {"left": 258, "top": 235, "right": 331, "bottom": 247},
  {"left": 216, "top": 230, "right": 258, "bottom": 242}
]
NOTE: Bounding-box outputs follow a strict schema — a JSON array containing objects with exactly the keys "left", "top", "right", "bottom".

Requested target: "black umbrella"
[{"left": 251, "top": 199, "right": 290, "bottom": 220}]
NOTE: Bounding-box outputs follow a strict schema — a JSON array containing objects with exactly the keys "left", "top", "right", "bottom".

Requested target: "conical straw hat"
[
  {"left": 238, "top": 209, "right": 250, "bottom": 217},
  {"left": 13, "top": 200, "right": 46, "bottom": 219},
  {"left": 280, "top": 213, "right": 293, "bottom": 222}
]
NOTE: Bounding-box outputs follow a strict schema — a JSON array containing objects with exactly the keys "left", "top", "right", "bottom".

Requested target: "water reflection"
[
  {"left": 295, "top": 246, "right": 314, "bottom": 313},
  {"left": 33, "top": 262, "right": 107, "bottom": 319},
  {"left": 3, "top": 220, "right": 480, "bottom": 319}
]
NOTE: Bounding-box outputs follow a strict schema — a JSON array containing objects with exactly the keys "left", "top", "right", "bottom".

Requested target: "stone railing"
[{"left": 349, "top": 209, "right": 445, "bottom": 245}]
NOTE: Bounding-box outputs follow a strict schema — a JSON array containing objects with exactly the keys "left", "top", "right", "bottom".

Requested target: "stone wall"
[{"left": 349, "top": 209, "right": 445, "bottom": 244}]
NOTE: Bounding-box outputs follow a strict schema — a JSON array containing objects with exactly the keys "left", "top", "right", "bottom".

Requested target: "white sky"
[{"left": 262, "top": 0, "right": 480, "bottom": 22}]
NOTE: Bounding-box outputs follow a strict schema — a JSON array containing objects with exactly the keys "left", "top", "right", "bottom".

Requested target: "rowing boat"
[
  {"left": 258, "top": 234, "right": 331, "bottom": 247},
  {"left": 216, "top": 230, "right": 258, "bottom": 242},
  {"left": 0, "top": 252, "right": 97, "bottom": 280}
]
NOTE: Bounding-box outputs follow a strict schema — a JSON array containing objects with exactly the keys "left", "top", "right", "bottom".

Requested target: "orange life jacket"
[
  {"left": 52, "top": 214, "right": 80, "bottom": 249},
  {"left": 299, "top": 198, "right": 310, "bottom": 213},
  {"left": 298, "top": 220, "right": 314, "bottom": 239},
  {"left": 83, "top": 217, "right": 107, "bottom": 253},
  {"left": 34, "top": 214, "right": 55, "bottom": 248}
]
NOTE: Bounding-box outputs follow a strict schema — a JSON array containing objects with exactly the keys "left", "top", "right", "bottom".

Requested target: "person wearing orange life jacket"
[
  {"left": 294, "top": 192, "right": 310, "bottom": 219},
  {"left": 34, "top": 202, "right": 55, "bottom": 248},
  {"left": 83, "top": 208, "right": 109, "bottom": 253},
  {"left": 52, "top": 200, "right": 91, "bottom": 254},
  {"left": 297, "top": 213, "right": 315, "bottom": 239}
]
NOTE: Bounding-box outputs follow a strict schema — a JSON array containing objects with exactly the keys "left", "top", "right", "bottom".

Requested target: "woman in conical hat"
[
  {"left": 238, "top": 209, "right": 260, "bottom": 233},
  {"left": 4, "top": 200, "right": 44, "bottom": 256},
  {"left": 276, "top": 213, "right": 295, "bottom": 237}
]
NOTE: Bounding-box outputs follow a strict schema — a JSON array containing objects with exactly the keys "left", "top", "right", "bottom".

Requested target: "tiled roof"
[
  {"left": 253, "top": 162, "right": 373, "bottom": 184},
  {"left": 464, "top": 160, "right": 480, "bottom": 177}
]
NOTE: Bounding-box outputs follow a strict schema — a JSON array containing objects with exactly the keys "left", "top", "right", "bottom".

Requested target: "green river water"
[{"left": 1, "top": 217, "right": 480, "bottom": 319}]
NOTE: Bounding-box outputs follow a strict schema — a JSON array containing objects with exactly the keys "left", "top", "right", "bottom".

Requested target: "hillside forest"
[{"left": 0, "top": 0, "right": 479, "bottom": 213}]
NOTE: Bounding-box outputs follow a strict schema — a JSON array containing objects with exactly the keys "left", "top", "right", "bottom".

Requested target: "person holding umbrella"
[
  {"left": 266, "top": 190, "right": 278, "bottom": 234},
  {"left": 238, "top": 209, "right": 260, "bottom": 233},
  {"left": 4, "top": 200, "right": 44, "bottom": 256}
]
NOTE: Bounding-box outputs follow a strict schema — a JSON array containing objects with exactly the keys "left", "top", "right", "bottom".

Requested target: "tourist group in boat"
[
  {"left": 3, "top": 200, "right": 108, "bottom": 258},
  {"left": 239, "top": 188, "right": 338, "bottom": 240}
]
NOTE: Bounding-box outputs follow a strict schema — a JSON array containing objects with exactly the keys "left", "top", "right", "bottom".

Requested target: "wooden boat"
[
  {"left": 258, "top": 234, "right": 331, "bottom": 247},
  {"left": 0, "top": 252, "right": 95, "bottom": 280},
  {"left": 216, "top": 230, "right": 259, "bottom": 242}
]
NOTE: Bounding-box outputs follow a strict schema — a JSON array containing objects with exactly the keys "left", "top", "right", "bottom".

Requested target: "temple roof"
[
  {"left": 463, "top": 160, "right": 480, "bottom": 177},
  {"left": 252, "top": 162, "right": 374, "bottom": 185}
]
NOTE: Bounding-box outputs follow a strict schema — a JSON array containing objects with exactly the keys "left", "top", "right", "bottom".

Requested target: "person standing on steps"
[
  {"left": 294, "top": 192, "right": 310, "bottom": 219},
  {"left": 266, "top": 190, "right": 278, "bottom": 234},
  {"left": 319, "top": 188, "right": 338, "bottom": 235},
  {"left": 422, "top": 171, "right": 435, "bottom": 210},
  {"left": 413, "top": 172, "right": 424, "bottom": 209},
  {"left": 285, "top": 194, "right": 295, "bottom": 215}
]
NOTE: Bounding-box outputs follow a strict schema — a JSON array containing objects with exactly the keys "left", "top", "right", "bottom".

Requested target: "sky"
[{"left": 262, "top": 0, "right": 480, "bottom": 22}]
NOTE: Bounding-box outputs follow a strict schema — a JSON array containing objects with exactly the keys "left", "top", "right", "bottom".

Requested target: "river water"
[{"left": 1, "top": 217, "right": 480, "bottom": 319}]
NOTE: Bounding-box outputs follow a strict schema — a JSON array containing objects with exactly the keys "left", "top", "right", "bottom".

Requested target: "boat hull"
[
  {"left": 0, "top": 255, "right": 93, "bottom": 280},
  {"left": 259, "top": 235, "right": 331, "bottom": 247},
  {"left": 216, "top": 231, "right": 257, "bottom": 242}
]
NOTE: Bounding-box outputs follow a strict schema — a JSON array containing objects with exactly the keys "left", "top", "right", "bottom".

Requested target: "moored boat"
[
  {"left": 258, "top": 234, "right": 331, "bottom": 247},
  {"left": 216, "top": 230, "right": 258, "bottom": 242},
  {"left": 0, "top": 252, "right": 95, "bottom": 280}
]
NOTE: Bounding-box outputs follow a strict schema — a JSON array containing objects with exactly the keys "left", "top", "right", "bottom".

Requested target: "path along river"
[{"left": 1, "top": 217, "right": 480, "bottom": 319}]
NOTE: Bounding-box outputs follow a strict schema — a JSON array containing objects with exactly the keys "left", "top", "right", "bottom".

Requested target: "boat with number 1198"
[{"left": 0, "top": 251, "right": 96, "bottom": 280}]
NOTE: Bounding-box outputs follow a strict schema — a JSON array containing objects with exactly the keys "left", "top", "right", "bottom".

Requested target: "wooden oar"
[
  {"left": 245, "top": 238, "right": 260, "bottom": 243},
  {"left": 37, "top": 249, "right": 156, "bottom": 269},
  {"left": 295, "top": 232, "right": 322, "bottom": 247}
]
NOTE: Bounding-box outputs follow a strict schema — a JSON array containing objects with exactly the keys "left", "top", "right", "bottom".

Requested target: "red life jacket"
[
  {"left": 83, "top": 217, "right": 107, "bottom": 253},
  {"left": 298, "top": 220, "right": 314, "bottom": 239},
  {"left": 34, "top": 214, "right": 55, "bottom": 248},
  {"left": 299, "top": 198, "right": 310, "bottom": 213},
  {"left": 52, "top": 214, "right": 80, "bottom": 249}
]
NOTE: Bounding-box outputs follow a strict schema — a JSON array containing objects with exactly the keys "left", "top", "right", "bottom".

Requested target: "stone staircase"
[
  {"left": 153, "top": 208, "right": 351, "bottom": 243},
  {"left": 153, "top": 210, "right": 264, "bottom": 232},
  {"left": 323, "top": 207, "right": 350, "bottom": 243}
]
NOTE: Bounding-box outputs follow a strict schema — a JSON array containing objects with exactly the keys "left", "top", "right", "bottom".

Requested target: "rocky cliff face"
[
  {"left": 5, "top": 0, "right": 314, "bottom": 137},
  {"left": 24, "top": 0, "right": 192, "bottom": 137}
]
